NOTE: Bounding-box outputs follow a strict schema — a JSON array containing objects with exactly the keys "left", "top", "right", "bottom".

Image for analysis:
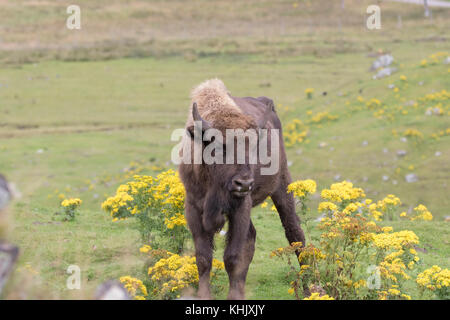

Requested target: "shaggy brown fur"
[
  {"left": 186, "top": 78, "right": 256, "bottom": 131},
  {"left": 179, "top": 79, "right": 305, "bottom": 300}
]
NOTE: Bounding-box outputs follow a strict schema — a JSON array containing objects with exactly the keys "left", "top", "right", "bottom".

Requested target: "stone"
[
  {"left": 405, "top": 173, "right": 418, "bottom": 183},
  {"left": 382, "top": 175, "right": 389, "bottom": 182},
  {"left": 95, "top": 280, "right": 130, "bottom": 300},
  {"left": 0, "top": 175, "right": 10, "bottom": 210},
  {"left": 373, "top": 67, "right": 397, "bottom": 80},
  {"left": 0, "top": 242, "right": 19, "bottom": 295},
  {"left": 370, "top": 54, "right": 394, "bottom": 71},
  {"left": 435, "top": 151, "right": 442, "bottom": 157},
  {"left": 396, "top": 150, "right": 407, "bottom": 157}
]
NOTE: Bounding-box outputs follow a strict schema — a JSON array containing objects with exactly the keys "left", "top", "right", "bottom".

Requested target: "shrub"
[
  {"left": 102, "top": 170, "right": 189, "bottom": 253},
  {"left": 60, "top": 198, "right": 82, "bottom": 221},
  {"left": 272, "top": 180, "right": 430, "bottom": 300},
  {"left": 141, "top": 247, "right": 225, "bottom": 300},
  {"left": 416, "top": 266, "right": 450, "bottom": 300},
  {"left": 119, "top": 276, "right": 148, "bottom": 300}
]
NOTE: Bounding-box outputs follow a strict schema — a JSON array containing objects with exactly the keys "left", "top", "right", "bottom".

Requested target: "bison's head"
[{"left": 186, "top": 102, "right": 271, "bottom": 200}]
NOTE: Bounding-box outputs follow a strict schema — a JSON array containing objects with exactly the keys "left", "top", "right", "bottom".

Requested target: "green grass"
[{"left": 0, "top": 0, "right": 449, "bottom": 300}]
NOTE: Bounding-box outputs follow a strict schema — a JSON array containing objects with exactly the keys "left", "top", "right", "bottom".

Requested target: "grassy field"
[{"left": 0, "top": 0, "right": 449, "bottom": 299}]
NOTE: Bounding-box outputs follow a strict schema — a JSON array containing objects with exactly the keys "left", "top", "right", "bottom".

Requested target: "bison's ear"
[
  {"left": 257, "top": 97, "right": 275, "bottom": 112},
  {"left": 257, "top": 102, "right": 274, "bottom": 129}
]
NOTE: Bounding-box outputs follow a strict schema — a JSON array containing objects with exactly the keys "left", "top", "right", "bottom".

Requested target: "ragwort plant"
[
  {"left": 102, "top": 169, "right": 189, "bottom": 253},
  {"left": 59, "top": 198, "right": 82, "bottom": 221},
  {"left": 140, "top": 246, "right": 225, "bottom": 300},
  {"left": 272, "top": 180, "right": 441, "bottom": 300}
]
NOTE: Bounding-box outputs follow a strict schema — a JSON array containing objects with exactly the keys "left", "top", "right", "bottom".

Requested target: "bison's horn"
[{"left": 192, "top": 102, "right": 211, "bottom": 130}]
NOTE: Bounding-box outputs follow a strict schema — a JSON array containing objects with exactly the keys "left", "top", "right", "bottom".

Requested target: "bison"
[{"left": 178, "top": 79, "right": 305, "bottom": 299}]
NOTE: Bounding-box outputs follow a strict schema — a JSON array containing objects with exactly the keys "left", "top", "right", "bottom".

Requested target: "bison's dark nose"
[{"left": 231, "top": 178, "right": 254, "bottom": 197}]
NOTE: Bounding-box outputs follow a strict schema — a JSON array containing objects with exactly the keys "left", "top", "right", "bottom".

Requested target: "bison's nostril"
[{"left": 233, "top": 178, "right": 254, "bottom": 191}]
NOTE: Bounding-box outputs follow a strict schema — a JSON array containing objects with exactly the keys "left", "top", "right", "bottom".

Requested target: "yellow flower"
[
  {"left": 139, "top": 245, "right": 152, "bottom": 253},
  {"left": 288, "top": 179, "right": 317, "bottom": 198},
  {"left": 119, "top": 276, "right": 148, "bottom": 299},
  {"left": 318, "top": 201, "right": 337, "bottom": 213},
  {"left": 411, "top": 204, "right": 433, "bottom": 221},
  {"left": 304, "top": 292, "right": 334, "bottom": 300},
  {"left": 61, "top": 198, "right": 82, "bottom": 208}
]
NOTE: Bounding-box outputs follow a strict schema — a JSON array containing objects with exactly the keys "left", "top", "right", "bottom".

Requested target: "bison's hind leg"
[{"left": 271, "top": 181, "right": 306, "bottom": 251}]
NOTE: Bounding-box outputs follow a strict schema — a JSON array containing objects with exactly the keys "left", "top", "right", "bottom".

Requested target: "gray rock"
[
  {"left": 382, "top": 175, "right": 389, "bottom": 182},
  {"left": 334, "top": 174, "right": 341, "bottom": 181},
  {"left": 405, "top": 173, "right": 418, "bottom": 183},
  {"left": 0, "top": 175, "right": 11, "bottom": 210},
  {"left": 435, "top": 151, "right": 442, "bottom": 157},
  {"left": 404, "top": 100, "right": 416, "bottom": 107},
  {"left": 362, "top": 140, "right": 368, "bottom": 147},
  {"left": 95, "top": 281, "right": 130, "bottom": 300},
  {"left": 373, "top": 67, "right": 397, "bottom": 80},
  {"left": 396, "top": 150, "right": 407, "bottom": 157},
  {"left": 371, "top": 54, "right": 394, "bottom": 71}
]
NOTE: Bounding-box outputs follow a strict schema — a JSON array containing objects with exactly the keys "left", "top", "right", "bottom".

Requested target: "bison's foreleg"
[
  {"left": 185, "top": 198, "right": 214, "bottom": 299},
  {"left": 224, "top": 201, "right": 255, "bottom": 300}
]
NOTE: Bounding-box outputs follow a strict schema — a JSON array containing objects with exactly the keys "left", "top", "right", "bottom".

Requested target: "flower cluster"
[
  {"left": 119, "top": 276, "right": 148, "bottom": 300},
  {"left": 416, "top": 265, "right": 450, "bottom": 299},
  {"left": 303, "top": 292, "right": 334, "bottom": 300},
  {"left": 102, "top": 170, "right": 188, "bottom": 252},
  {"left": 420, "top": 51, "right": 448, "bottom": 67},
  {"left": 305, "top": 88, "right": 314, "bottom": 99},
  {"left": 308, "top": 111, "right": 338, "bottom": 124},
  {"left": 147, "top": 250, "right": 224, "bottom": 299},
  {"left": 284, "top": 119, "right": 309, "bottom": 147},
  {"left": 401, "top": 205, "right": 433, "bottom": 221},
  {"left": 272, "top": 179, "right": 440, "bottom": 300},
  {"left": 287, "top": 180, "right": 317, "bottom": 199},
  {"left": 60, "top": 198, "right": 82, "bottom": 221},
  {"left": 320, "top": 181, "right": 365, "bottom": 205}
]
